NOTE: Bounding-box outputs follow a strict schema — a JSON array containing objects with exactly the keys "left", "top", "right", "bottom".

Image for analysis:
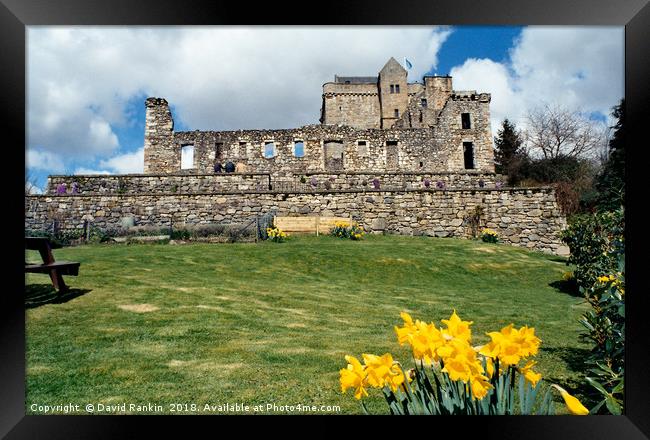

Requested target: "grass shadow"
[
  {"left": 548, "top": 279, "right": 582, "bottom": 298},
  {"left": 25, "top": 284, "right": 92, "bottom": 309},
  {"left": 542, "top": 345, "right": 600, "bottom": 406}
]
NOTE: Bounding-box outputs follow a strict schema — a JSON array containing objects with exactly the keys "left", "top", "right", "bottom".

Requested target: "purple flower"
[
  {"left": 71, "top": 182, "right": 79, "bottom": 194},
  {"left": 436, "top": 180, "right": 445, "bottom": 189},
  {"left": 310, "top": 177, "right": 318, "bottom": 187},
  {"left": 329, "top": 176, "right": 336, "bottom": 182},
  {"left": 423, "top": 179, "right": 431, "bottom": 188},
  {"left": 372, "top": 178, "right": 380, "bottom": 189},
  {"left": 56, "top": 183, "right": 67, "bottom": 194},
  {"left": 478, "top": 179, "right": 485, "bottom": 188},
  {"left": 496, "top": 181, "right": 503, "bottom": 189}
]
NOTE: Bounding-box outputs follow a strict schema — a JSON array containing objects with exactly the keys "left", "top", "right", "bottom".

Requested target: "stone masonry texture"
[{"left": 27, "top": 58, "right": 568, "bottom": 255}]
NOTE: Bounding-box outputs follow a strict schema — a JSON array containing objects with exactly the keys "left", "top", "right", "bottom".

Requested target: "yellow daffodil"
[
  {"left": 485, "top": 356, "right": 495, "bottom": 378},
  {"left": 519, "top": 360, "right": 542, "bottom": 387},
  {"left": 552, "top": 385, "right": 589, "bottom": 415},
  {"left": 441, "top": 310, "right": 473, "bottom": 342},
  {"left": 361, "top": 353, "right": 393, "bottom": 388},
  {"left": 340, "top": 355, "right": 368, "bottom": 400},
  {"left": 469, "top": 375, "right": 493, "bottom": 400}
]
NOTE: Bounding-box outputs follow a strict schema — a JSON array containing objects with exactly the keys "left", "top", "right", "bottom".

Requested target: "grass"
[{"left": 25, "top": 235, "right": 591, "bottom": 415}]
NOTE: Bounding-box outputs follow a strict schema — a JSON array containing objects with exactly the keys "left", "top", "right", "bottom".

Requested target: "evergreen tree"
[
  {"left": 494, "top": 119, "right": 525, "bottom": 184},
  {"left": 595, "top": 99, "right": 625, "bottom": 211}
]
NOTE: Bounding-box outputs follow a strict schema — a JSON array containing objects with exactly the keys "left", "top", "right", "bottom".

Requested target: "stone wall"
[
  {"left": 144, "top": 91, "right": 494, "bottom": 176},
  {"left": 47, "top": 173, "right": 271, "bottom": 195},
  {"left": 161, "top": 123, "right": 495, "bottom": 176},
  {"left": 46, "top": 171, "right": 504, "bottom": 195},
  {"left": 25, "top": 187, "right": 567, "bottom": 254}
]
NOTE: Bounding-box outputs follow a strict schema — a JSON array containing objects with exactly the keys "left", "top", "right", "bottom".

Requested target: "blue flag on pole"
[{"left": 404, "top": 58, "right": 413, "bottom": 70}]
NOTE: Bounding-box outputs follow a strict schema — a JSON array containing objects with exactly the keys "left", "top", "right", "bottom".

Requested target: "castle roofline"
[{"left": 334, "top": 75, "right": 378, "bottom": 84}]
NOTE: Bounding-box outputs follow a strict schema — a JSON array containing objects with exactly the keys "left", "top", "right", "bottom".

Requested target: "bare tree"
[
  {"left": 524, "top": 104, "right": 607, "bottom": 160},
  {"left": 25, "top": 171, "right": 42, "bottom": 195}
]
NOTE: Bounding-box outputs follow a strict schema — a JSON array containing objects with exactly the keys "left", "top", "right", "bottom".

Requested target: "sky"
[{"left": 25, "top": 26, "right": 624, "bottom": 193}]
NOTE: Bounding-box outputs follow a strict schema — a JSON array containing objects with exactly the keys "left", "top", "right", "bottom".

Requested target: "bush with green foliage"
[
  {"left": 560, "top": 208, "right": 624, "bottom": 414},
  {"left": 560, "top": 209, "right": 624, "bottom": 289}
]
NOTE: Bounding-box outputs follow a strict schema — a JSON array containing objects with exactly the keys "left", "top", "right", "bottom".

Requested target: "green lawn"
[{"left": 25, "top": 235, "right": 591, "bottom": 415}]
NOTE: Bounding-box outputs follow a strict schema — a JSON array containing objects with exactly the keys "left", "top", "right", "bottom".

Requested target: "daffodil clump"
[
  {"left": 330, "top": 221, "right": 365, "bottom": 241},
  {"left": 339, "top": 310, "right": 590, "bottom": 415},
  {"left": 481, "top": 228, "right": 499, "bottom": 243},
  {"left": 266, "top": 226, "right": 287, "bottom": 243}
]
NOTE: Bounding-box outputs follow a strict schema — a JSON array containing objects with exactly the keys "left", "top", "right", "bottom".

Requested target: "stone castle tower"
[{"left": 320, "top": 57, "right": 471, "bottom": 130}]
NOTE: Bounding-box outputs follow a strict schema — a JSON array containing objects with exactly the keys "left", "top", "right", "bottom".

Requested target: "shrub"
[
  {"left": 372, "top": 178, "right": 380, "bottom": 189},
  {"left": 423, "top": 179, "right": 431, "bottom": 188},
  {"left": 330, "top": 221, "right": 365, "bottom": 240},
  {"left": 560, "top": 208, "right": 625, "bottom": 414},
  {"left": 339, "top": 311, "right": 589, "bottom": 415},
  {"left": 560, "top": 209, "right": 624, "bottom": 289},
  {"left": 330, "top": 221, "right": 351, "bottom": 239},
  {"left": 266, "top": 226, "right": 287, "bottom": 243},
  {"left": 481, "top": 228, "right": 498, "bottom": 243},
  {"left": 436, "top": 180, "right": 445, "bottom": 189}
]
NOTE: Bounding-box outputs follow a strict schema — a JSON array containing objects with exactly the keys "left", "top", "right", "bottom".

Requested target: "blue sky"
[{"left": 26, "top": 26, "right": 624, "bottom": 193}]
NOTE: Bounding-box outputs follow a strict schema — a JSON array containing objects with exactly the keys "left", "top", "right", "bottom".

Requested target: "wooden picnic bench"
[{"left": 25, "top": 237, "right": 81, "bottom": 293}]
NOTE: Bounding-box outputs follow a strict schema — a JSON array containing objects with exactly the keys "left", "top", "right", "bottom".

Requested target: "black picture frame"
[{"left": 3, "top": 0, "right": 649, "bottom": 437}]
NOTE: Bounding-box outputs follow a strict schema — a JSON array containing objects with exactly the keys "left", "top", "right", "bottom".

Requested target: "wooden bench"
[{"left": 25, "top": 237, "right": 81, "bottom": 293}]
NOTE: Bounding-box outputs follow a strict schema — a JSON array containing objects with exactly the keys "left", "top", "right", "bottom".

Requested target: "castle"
[
  {"left": 144, "top": 57, "right": 494, "bottom": 175},
  {"left": 25, "top": 58, "right": 568, "bottom": 254}
]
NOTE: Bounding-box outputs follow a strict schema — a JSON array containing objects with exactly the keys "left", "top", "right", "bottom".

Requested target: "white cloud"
[
  {"left": 99, "top": 148, "right": 144, "bottom": 174},
  {"left": 74, "top": 168, "right": 111, "bottom": 175},
  {"left": 450, "top": 26, "right": 624, "bottom": 136},
  {"left": 26, "top": 149, "right": 65, "bottom": 173},
  {"left": 27, "top": 26, "right": 452, "bottom": 163}
]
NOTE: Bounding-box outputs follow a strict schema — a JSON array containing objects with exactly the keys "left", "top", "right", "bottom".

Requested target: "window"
[
  {"left": 463, "top": 142, "right": 474, "bottom": 169},
  {"left": 421, "top": 98, "right": 427, "bottom": 107},
  {"left": 395, "top": 84, "right": 400, "bottom": 93},
  {"left": 215, "top": 142, "right": 224, "bottom": 160},
  {"left": 419, "top": 161, "right": 424, "bottom": 168},
  {"left": 394, "top": 109, "right": 400, "bottom": 118},
  {"left": 180, "top": 145, "right": 194, "bottom": 169},
  {"left": 344, "top": 80, "right": 350, "bottom": 84},
  {"left": 294, "top": 141, "right": 305, "bottom": 158},
  {"left": 419, "top": 111, "right": 423, "bottom": 123},
  {"left": 390, "top": 85, "right": 395, "bottom": 93},
  {"left": 461, "top": 113, "right": 471, "bottom": 129},
  {"left": 357, "top": 140, "right": 368, "bottom": 156},
  {"left": 264, "top": 141, "right": 275, "bottom": 158}
]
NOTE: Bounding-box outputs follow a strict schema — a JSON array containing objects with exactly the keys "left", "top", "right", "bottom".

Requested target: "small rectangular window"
[
  {"left": 357, "top": 140, "right": 368, "bottom": 156},
  {"left": 462, "top": 113, "right": 471, "bottom": 129},
  {"left": 386, "top": 140, "right": 398, "bottom": 146},
  {"left": 394, "top": 109, "right": 400, "bottom": 118},
  {"left": 294, "top": 141, "right": 305, "bottom": 158},
  {"left": 264, "top": 141, "right": 275, "bottom": 158},
  {"left": 395, "top": 84, "right": 400, "bottom": 93},
  {"left": 180, "top": 145, "right": 194, "bottom": 169},
  {"left": 419, "top": 111, "right": 423, "bottom": 123},
  {"left": 390, "top": 84, "right": 395, "bottom": 94},
  {"left": 463, "top": 142, "right": 474, "bottom": 169}
]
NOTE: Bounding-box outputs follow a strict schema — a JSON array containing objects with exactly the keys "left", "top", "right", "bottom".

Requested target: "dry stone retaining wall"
[{"left": 25, "top": 187, "right": 567, "bottom": 254}]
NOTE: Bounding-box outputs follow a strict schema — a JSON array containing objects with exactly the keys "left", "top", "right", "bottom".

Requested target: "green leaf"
[
  {"left": 586, "top": 377, "right": 609, "bottom": 396},
  {"left": 590, "top": 398, "right": 606, "bottom": 415},
  {"left": 605, "top": 396, "right": 622, "bottom": 415}
]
